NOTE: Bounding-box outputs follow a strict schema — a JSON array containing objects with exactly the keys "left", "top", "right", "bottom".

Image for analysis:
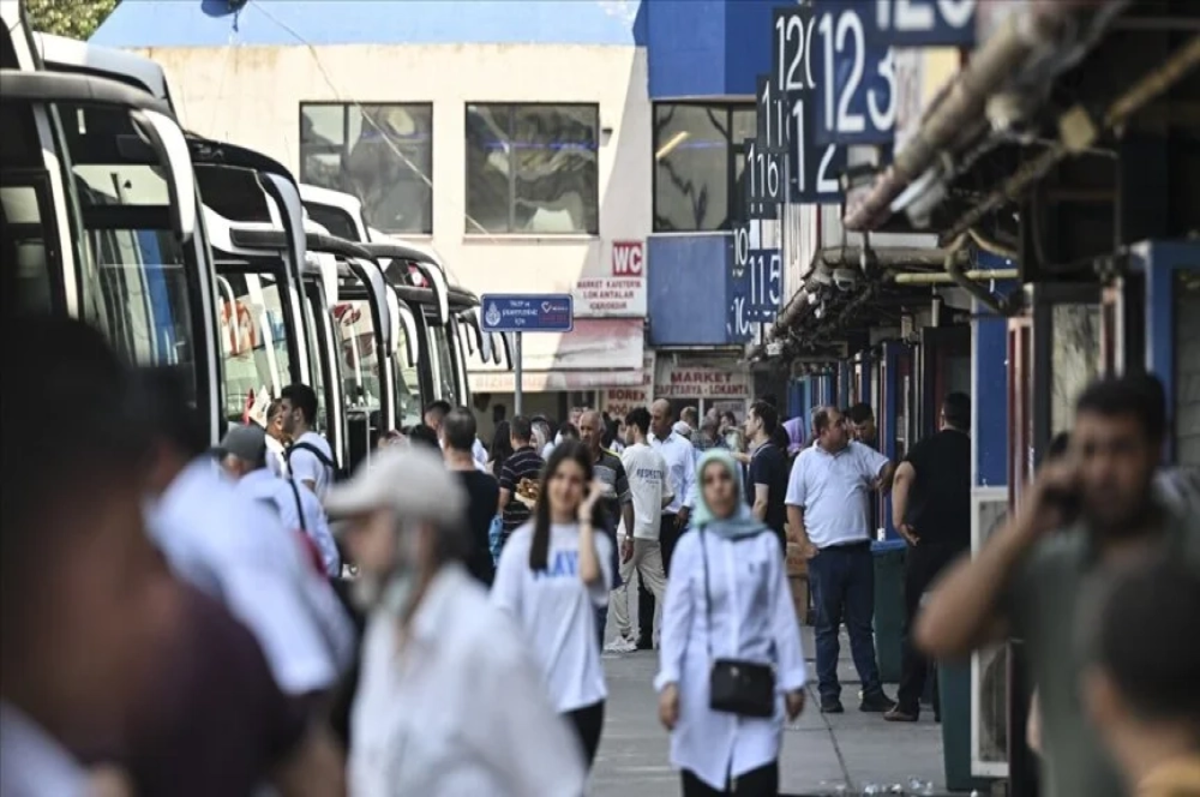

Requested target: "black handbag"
[{"left": 700, "top": 529, "right": 777, "bottom": 719}]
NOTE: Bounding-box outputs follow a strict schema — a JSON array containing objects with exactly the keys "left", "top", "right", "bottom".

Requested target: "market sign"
[{"left": 654, "top": 362, "right": 751, "bottom": 399}]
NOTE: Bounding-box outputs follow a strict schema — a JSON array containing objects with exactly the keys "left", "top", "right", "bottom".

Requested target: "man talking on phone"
[{"left": 916, "top": 373, "right": 1200, "bottom": 797}]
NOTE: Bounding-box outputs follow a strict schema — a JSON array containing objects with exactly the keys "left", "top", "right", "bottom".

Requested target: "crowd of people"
[{"left": 2, "top": 314, "right": 1198, "bottom": 797}]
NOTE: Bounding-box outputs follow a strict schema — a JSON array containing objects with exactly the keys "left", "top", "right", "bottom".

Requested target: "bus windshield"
[
  {"left": 65, "top": 104, "right": 205, "bottom": 406},
  {"left": 215, "top": 268, "right": 292, "bottom": 423},
  {"left": 393, "top": 315, "right": 421, "bottom": 428},
  {"left": 337, "top": 299, "right": 383, "bottom": 414}
]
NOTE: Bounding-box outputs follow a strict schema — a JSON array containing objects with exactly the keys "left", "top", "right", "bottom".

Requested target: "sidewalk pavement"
[{"left": 595, "top": 624, "right": 964, "bottom": 797}]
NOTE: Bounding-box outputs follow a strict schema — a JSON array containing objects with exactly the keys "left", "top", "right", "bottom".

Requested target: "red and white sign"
[
  {"left": 611, "top": 241, "right": 644, "bottom": 276},
  {"left": 572, "top": 240, "right": 647, "bottom": 318},
  {"left": 654, "top": 362, "right": 750, "bottom": 399}
]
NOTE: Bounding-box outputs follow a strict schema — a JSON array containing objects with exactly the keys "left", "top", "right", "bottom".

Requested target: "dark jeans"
[
  {"left": 565, "top": 700, "right": 605, "bottom": 769},
  {"left": 638, "top": 512, "right": 680, "bottom": 645},
  {"left": 897, "top": 541, "right": 962, "bottom": 714},
  {"left": 682, "top": 761, "right": 778, "bottom": 796},
  {"left": 808, "top": 541, "right": 882, "bottom": 703}
]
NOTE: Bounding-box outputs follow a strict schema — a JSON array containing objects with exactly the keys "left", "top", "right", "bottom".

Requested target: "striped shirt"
[{"left": 499, "top": 446, "right": 545, "bottom": 533}]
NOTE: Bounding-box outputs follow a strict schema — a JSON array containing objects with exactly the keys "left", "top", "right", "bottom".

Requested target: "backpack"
[{"left": 286, "top": 440, "right": 341, "bottom": 486}]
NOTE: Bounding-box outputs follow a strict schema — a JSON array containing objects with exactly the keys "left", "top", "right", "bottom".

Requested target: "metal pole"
[{"left": 513, "top": 331, "right": 524, "bottom": 416}]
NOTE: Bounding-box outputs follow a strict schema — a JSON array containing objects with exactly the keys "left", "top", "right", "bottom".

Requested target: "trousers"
[
  {"left": 612, "top": 537, "right": 668, "bottom": 639},
  {"left": 638, "top": 513, "right": 680, "bottom": 646}
]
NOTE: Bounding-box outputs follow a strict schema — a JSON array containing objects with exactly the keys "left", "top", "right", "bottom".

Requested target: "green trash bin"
[
  {"left": 871, "top": 539, "right": 906, "bottom": 684},
  {"left": 938, "top": 659, "right": 995, "bottom": 793}
]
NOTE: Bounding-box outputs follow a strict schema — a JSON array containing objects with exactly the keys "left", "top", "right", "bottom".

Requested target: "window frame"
[
  {"left": 298, "top": 101, "right": 435, "bottom": 236},
  {"left": 651, "top": 102, "right": 756, "bottom": 234},
  {"left": 463, "top": 101, "right": 601, "bottom": 236}
]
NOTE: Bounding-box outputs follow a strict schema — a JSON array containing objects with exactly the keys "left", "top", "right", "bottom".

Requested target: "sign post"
[{"left": 480, "top": 293, "right": 575, "bottom": 416}]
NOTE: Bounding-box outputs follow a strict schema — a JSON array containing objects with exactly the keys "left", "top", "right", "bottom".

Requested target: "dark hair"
[
  {"left": 406, "top": 424, "right": 440, "bottom": 452},
  {"left": 603, "top": 415, "right": 619, "bottom": 448},
  {"left": 530, "top": 440, "right": 604, "bottom": 572},
  {"left": 557, "top": 421, "right": 579, "bottom": 440},
  {"left": 2, "top": 317, "right": 151, "bottom": 593},
  {"left": 1089, "top": 555, "right": 1200, "bottom": 730},
  {"left": 443, "top": 406, "right": 476, "bottom": 452},
  {"left": 811, "top": 405, "right": 838, "bottom": 435},
  {"left": 771, "top": 425, "right": 792, "bottom": 453},
  {"left": 424, "top": 400, "right": 451, "bottom": 422},
  {"left": 142, "top": 367, "right": 211, "bottom": 458},
  {"left": 1075, "top": 373, "right": 1167, "bottom": 442},
  {"left": 943, "top": 392, "right": 971, "bottom": 430},
  {"left": 1047, "top": 431, "right": 1071, "bottom": 461},
  {"left": 847, "top": 402, "right": 874, "bottom": 425},
  {"left": 625, "top": 407, "right": 651, "bottom": 437},
  {"left": 491, "top": 421, "right": 514, "bottom": 478},
  {"left": 749, "top": 399, "right": 779, "bottom": 435},
  {"left": 760, "top": 394, "right": 778, "bottom": 408},
  {"left": 510, "top": 415, "right": 533, "bottom": 444},
  {"left": 280, "top": 383, "right": 319, "bottom": 426}
]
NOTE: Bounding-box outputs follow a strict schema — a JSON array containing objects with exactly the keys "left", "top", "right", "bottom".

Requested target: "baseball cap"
[
  {"left": 217, "top": 423, "right": 267, "bottom": 463},
  {"left": 324, "top": 445, "right": 466, "bottom": 528},
  {"left": 672, "top": 420, "right": 692, "bottom": 438}
]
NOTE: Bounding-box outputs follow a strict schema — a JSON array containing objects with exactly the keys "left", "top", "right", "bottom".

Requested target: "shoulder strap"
[
  {"left": 287, "top": 441, "right": 336, "bottom": 472},
  {"left": 700, "top": 528, "right": 713, "bottom": 660},
  {"left": 287, "top": 478, "right": 308, "bottom": 533}
]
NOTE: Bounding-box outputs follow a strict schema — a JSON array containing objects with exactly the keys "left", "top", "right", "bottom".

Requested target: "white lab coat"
[{"left": 655, "top": 529, "right": 807, "bottom": 790}]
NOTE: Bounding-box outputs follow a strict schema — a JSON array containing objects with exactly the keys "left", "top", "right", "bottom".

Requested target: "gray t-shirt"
[{"left": 1004, "top": 483, "right": 1200, "bottom": 797}]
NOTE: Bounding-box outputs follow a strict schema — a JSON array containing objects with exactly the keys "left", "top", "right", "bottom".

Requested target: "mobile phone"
[{"left": 1043, "top": 485, "right": 1081, "bottom": 524}]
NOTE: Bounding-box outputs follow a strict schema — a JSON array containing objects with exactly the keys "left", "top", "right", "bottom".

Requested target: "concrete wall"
[{"left": 139, "top": 42, "right": 650, "bottom": 303}]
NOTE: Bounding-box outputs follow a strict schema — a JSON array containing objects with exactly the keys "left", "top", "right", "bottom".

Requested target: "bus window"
[
  {"left": 393, "top": 314, "right": 421, "bottom": 428},
  {"left": 428, "top": 319, "right": 457, "bottom": 404},
  {"left": 336, "top": 300, "right": 382, "bottom": 414},
  {"left": 215, "top": 270, "right": 292, "bottom": 423},
  {"left": 301, "top": 284, "right": 329, "bottom": 435}
]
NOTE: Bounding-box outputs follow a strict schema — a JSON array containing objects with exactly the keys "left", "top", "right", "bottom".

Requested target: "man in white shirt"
[
  {"left": 219, "top": 424, "right": 342, "bottom": 579},
  {"left": 785, "top": 405, "right": 897, "bottom": 715},
  {"left": 281, "top": 383, "right": 336, "bottom": 497},
  {"left": 608, "top": 407, "right": 673, "bottom": 652},
  {"left": 425, "top": 399, "right": 489, "bottom": 471},
  {"left": 638, "top": 399, "right": 698, "bottom": 651},
  {"left": 327, "top": 446, "right": 586, "bottom": 797},
  {"left": 142, "top": 373, "right": 351, "bottom": 697}
]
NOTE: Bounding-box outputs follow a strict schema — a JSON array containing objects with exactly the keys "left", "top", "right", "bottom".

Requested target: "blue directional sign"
[
  {"left": 812, "top": 0, "right": 897, "bottom": 146},
  {"left": 480, "top": 294, "right": 574, "bottom": 333},
  {"left": 865, "top": 0, "right": 976, "bottom": 47}
]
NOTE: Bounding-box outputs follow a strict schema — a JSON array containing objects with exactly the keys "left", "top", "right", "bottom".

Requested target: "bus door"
[{"left": 299, "top": 249, "right": 347, "bottom": 471}]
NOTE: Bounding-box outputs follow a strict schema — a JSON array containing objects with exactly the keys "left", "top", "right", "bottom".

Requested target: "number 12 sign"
[{"left": 774, "top": 5, "right": 847, "bottom": 203}]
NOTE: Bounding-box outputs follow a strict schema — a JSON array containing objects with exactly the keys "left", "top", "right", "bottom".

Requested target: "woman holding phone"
[
  {"left": 492, "top": 440, "right": 615, "bottom": 770},
  {"left": 656, "top": 449, "right": 807, "bottom": 797}
]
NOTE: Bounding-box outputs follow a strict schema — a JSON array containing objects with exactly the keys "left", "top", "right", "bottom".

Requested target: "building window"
[
  {"left": 464, "top": 103, "right": 599, "bottom": 235},
  {"left": 299, "top": 103, "right": 433, "bottom": 235},
  {"left": 653, "top": 103, "right": 756, "bottom": 233}
]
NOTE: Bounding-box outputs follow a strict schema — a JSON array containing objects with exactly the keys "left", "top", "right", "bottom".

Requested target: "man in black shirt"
[
  {"left": 497, "top": 416, "right": 545, "bottom": 544},
  {"left": 442, "top": 407, "right": 499, "bottom": 586},
  {"left": 885, "top": 392, "right": 972, "bottom": 722},
  {"left": 743, "top": 400, "right": 790, "bottom": 552},
  {"left": 847, "top": 402, "right": 878, "bottom": 447}
]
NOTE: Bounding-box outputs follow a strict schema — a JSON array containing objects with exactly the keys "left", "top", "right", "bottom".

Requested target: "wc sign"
[{"left": 611, "top": 241, "right": 644, "bottom": 277}]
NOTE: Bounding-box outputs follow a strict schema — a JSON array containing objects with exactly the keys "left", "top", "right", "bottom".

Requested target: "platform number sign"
[
  {"left": 774, "top": 5, "right": 846, "bottom": 202},
  {"left": 746, "top": 139, "right": 785, "bottom": 205},
  {"left": 812, "top": 0, "right": 897, "bottom": 146},
  {"left": 867, "top": 0, "right": 976, "bottom": 47},
  {"left": 727, "top": 224, "right": 754, "bottom": 343}
]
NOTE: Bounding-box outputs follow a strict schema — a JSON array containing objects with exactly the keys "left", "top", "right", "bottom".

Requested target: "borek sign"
[{"left": 573, "top": 240, "right": 647, "bottom": 318}]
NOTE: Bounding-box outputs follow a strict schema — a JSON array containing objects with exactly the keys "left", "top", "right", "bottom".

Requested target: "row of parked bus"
[{"left": 1, "top": 0, "right": 513, "bottom": 473}]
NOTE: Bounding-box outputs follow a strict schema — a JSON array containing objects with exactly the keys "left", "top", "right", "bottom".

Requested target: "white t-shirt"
[
  {"left": 288, "top": 430, "right": 335, "bottom": 498},
  {"left": 621, "top": 443, "right": 674, "bottom": 540},
  {"left": 491, "top": 522, "right": 613, "bottom": 713},
  {"left": 784, "top": 441, "right": 889, "bottom": 548},
  {"left": 145, "top": 458, "right": 347, "bottom": 694},
  {"left": 265, "top": 435, "right": 288, "bottom": 477}
]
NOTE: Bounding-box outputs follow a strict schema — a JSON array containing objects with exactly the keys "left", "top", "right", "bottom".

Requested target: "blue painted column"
[
  {"left": 837, "top": 361, "right": 851, "bottom": 408},
  {"left": 974, "top": 290, "right": 1011, "bottom": 489},
  {"left": 857, "top": 351, "right": 873, "bottom": 404},
  {"left": 878, "top": 342, "right": 907, "bottom": 540}
]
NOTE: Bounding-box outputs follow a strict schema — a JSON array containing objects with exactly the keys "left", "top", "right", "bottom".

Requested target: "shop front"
[{"left": 652, "top": 357, "right": 752, "bottom": 423}]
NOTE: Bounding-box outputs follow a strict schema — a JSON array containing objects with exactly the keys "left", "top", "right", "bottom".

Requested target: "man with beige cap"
[{"left": 326, "top": 447, "right": 587, "bottom": 797}]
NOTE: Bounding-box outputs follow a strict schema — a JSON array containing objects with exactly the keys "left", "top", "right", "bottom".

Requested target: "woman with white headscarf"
[{"left": 655, "top": 449, "right": 807, "bottom": 797}]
